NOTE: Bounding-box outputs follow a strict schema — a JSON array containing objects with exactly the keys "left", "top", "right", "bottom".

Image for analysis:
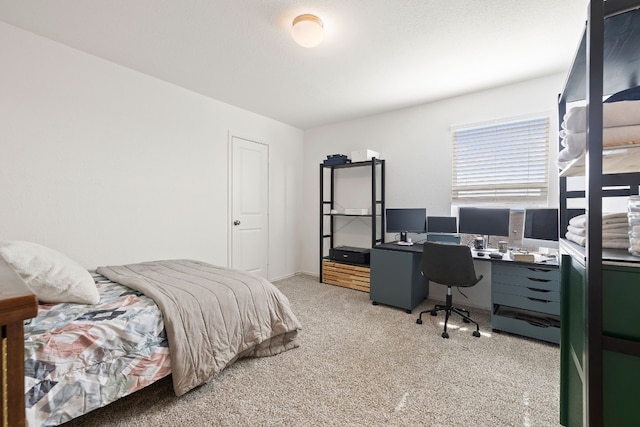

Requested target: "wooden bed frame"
[{"left": 0, "top": 258, "right": 37, "bottom": 427}]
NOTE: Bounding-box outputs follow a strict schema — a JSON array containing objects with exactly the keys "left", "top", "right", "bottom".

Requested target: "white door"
[{"left": 231, "top": 136, "right": 269, "bottom": 278}]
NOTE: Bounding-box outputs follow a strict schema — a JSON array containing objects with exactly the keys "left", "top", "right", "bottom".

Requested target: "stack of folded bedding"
[
  {"left": 565, "top": 212, "right": 629, "bottom": 249},
  {"left": 631, "top": 230, "right": 640, "bottom": 255},
  {"left": 558, "top": 86, "right": 640, "bottom": 169}
]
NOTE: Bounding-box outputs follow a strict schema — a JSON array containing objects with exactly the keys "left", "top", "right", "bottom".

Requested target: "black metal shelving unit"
[
  {"left": 319, "top": 158, "right": 385, "bottom": 282},
  {"left": 558, "top": 1, "right": 640, "bottom": 425}
]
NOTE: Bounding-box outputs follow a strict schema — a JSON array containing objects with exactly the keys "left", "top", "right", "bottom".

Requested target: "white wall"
[
  {"left": 302, "top": 74, "right": 566, "bottom": 308},
  {"left": 0, "top": 22, "right": 303, "bottom": 281}
]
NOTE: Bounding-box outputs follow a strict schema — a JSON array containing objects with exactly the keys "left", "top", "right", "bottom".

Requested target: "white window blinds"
[{"left": 451, "top": 116, "right": 550, "bottom": 204}]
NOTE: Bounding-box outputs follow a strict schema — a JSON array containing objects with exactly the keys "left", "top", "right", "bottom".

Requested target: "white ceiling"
[{"left": 0, "top": 0, "right": 588, "bottom": 130}]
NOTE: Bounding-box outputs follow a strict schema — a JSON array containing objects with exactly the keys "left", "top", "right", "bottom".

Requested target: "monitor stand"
[{"left": 396, "top": 231, "right": 414, "bottom": 246}]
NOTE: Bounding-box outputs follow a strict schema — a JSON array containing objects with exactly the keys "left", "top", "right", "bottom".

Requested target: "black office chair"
[{"left": 416, "top": 241, "right": 483, "bottom": 338}]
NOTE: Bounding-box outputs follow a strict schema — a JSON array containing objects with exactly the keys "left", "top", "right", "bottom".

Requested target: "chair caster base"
[
  {"left": 472, "top": 331, "right": 481, "bottom": 338},
  {"left": 416, "top": 318, "right": 423, "bottom": 325},
  {"left": 442, "top": 332, "right": 449, "bottom": 339}
]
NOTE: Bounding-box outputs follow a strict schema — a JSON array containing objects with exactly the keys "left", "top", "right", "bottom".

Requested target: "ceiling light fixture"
[{"left": 291, "top": 14, "right": 324, "bottom": 48}]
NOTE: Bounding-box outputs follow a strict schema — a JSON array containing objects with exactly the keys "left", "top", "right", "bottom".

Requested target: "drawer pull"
[
  {"left": 527, "top": 277, "right": 551, "bottom": 283},
  {"left": 525, "top": 319, "right": 550, "bottom": 328},
  {"left": 527, "top": 267, "right": 552, "bottom": 273},
  {"left": 527, "top": 287, "right": 551, "bottom": 293},
  {"left": 527, "top": 297, "right": 551, "bottom": 303}
]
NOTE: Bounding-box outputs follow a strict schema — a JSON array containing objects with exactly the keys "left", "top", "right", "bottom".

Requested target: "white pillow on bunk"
[{"left": 0, "top": 240, "right": 100, "bottom": 304}]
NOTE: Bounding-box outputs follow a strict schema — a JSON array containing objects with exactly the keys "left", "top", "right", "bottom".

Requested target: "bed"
[{"left": 0, "top": 241, "right": 301, "bottom": 427}]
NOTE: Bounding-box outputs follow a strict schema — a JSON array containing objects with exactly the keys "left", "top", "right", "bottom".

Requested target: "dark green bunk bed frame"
[{"left": 558, "top": 1, "right": 640, "bottom": 425}]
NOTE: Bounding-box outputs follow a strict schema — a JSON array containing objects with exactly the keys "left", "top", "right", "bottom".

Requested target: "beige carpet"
[{"left": 63, "top": 274, "right": 561, "bottom": 426}]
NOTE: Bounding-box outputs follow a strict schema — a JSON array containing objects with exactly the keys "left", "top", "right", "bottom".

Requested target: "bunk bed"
[{"left": 558, "top": 1, "right": 640, "bottom": 426}]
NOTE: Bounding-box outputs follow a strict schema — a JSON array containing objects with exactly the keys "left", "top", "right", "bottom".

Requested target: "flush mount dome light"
[{"left": 291, "top": 14, "right": 324, "bottom": 48}]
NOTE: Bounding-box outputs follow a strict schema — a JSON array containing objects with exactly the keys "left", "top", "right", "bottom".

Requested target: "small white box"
[
  {"left": 351, "top": 149, "right": 380, "bottom": 163},
  {"left": 345, "top": 208, "right": 369, "bottom": 215}
]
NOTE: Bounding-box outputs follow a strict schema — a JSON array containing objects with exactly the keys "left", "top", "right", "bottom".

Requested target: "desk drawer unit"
[
  {"left": 369, "top": 247, "right": 427, "bottom": 312},
  {"left": 322, "top": 260, "right": 370, "bottom": 292},
  {"left": 491, "top": 262, "right": 560, "bottom": 344}
]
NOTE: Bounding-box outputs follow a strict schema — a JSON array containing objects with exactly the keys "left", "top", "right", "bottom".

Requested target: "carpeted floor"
[{"left": 63, "top": 274, "right": 561, "bottom": 426}]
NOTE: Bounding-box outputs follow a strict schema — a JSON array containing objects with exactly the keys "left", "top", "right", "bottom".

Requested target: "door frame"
[{"left": 227, "top": 132, "right": 270, "bottom": 276}]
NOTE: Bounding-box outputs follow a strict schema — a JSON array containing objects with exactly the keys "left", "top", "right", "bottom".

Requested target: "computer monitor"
[
  {"left": 427, "top": 216, "right": 457, "bottom": 233},
  {"left": 458, "top": 207, "right": 511, "bottom": 241},
  {"left": 386, "top": 208, "right": 427, "bottom": 242},
  {"left": 523, "top": 208, "right": 559, "bottom": 249}
]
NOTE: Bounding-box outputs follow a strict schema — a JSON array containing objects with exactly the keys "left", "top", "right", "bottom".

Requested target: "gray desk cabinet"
[
  {"left": 369, "top": 247, "right": 428, "bottom": 312},
  {"left": 491, "top": 262, "right": 560, "bottom": 344}
]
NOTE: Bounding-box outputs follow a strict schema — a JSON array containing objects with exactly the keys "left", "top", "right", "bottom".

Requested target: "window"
[{"left": 451, "top": 116, "right": 550, "bottom": 204}]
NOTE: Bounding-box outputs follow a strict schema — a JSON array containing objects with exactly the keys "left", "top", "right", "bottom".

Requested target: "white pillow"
[{"left": 0, "top": 241, "right": 100, "bottom": 304}]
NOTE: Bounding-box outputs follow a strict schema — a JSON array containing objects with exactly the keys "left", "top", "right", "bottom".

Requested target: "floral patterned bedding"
[{"left": 24, "top": 276, "right": 170, "bottom": 427}]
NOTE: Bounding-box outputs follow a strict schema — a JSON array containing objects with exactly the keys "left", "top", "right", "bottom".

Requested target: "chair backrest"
[{"left": 421, "top": 241, "right": 482, "bottom": 288}]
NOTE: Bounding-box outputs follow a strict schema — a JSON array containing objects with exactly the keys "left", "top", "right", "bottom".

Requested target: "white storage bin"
[
  {"left": 351, "top": 149, "right": 380, "bottom": 162},
  {"left": 345, "top": 208, "right": 369, "bottom": 215}
]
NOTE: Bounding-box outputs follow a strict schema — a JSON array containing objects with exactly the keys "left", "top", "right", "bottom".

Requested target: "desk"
[{"left": 369, "top": 242, "right": 561, "bottom": 343}]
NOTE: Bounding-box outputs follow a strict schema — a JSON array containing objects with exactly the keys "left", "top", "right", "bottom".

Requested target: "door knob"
[{"left": 233, "top": 220, "right": 241, "bottom": 226}]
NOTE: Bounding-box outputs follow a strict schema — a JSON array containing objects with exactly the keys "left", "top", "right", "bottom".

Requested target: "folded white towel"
[
  {"left": 604, "top": 222, "right": 630, "bottom": 230},
  {"left": 558, "top": 125, "right": 640, "bottom": 163},
  {"left": 557, "top": 138, "right": 586, "bottom": 163},
  {"left": 560, "top": 124, "right": 640, "bottom": 147},
  {"left": 605, "top": 239, "right": 632, "bottom": 249},
  {"left": 604, "top": 231, "right": 631, "bottom": 239},
  {"left": 565, "top": 231, "right": 630, "bottom": 249},
  {"left": 566, "top": 231, "right": 585, "bottom": 246},
  {"left": 569, "top": 213, "right": 628, "bottom": 227},
  {"left": 562, "top": 101, "right": 640, "bottom": 133},
  {"left": 560, "top": 126, "right": 640, "bottom": 148},
  {"left": 567, "top": 225, "right": 585, "bottom": 236},
  {"left": 569, "top": 226, "right": 630, "bottom": 238}
]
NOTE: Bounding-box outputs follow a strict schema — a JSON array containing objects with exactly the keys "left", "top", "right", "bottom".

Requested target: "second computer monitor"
[
  {"left": 426, "top": 216, "right": 458, "bottom": 233},
  {"left": 458, "top": 207, "right": 510, "bottom": 237},
  {"left": 523, "top": 208, "right": 559, "bottom": 249},
  {"left": 386, "top": 208, "right": 427, "bottom": 241}
]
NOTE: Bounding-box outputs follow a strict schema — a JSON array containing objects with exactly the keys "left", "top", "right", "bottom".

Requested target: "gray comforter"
[{"left": 96, "top": 259, "right": 301, "bottom": 396}]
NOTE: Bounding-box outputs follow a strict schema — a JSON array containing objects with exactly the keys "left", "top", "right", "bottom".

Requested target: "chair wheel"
[
  {"left": 430, "top": 312, "right": 437, "bottom": 316},
  {"left": 442, "top": 332, "right": 449, "bottom": 339},
  {"left": 463, "top": 318, "right": 470, "bottom": 323},
  {"left": 472, "top": 331, "right": 481, "bottom": 338},
  {"left": 416, "top": 319, "right": 423, "bottom": 325}
]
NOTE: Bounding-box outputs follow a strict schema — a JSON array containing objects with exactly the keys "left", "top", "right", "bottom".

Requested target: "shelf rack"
[{"left": 319, "top": 159, "right": 385, "bottom": 285}]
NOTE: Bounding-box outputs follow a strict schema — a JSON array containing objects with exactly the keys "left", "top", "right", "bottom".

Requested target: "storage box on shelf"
[
  {"left": 321, "top": 260, "right": 370, "bottom": 292},
  {"left": 350, "top": 149, "right": 379, "bottom": 163}
]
